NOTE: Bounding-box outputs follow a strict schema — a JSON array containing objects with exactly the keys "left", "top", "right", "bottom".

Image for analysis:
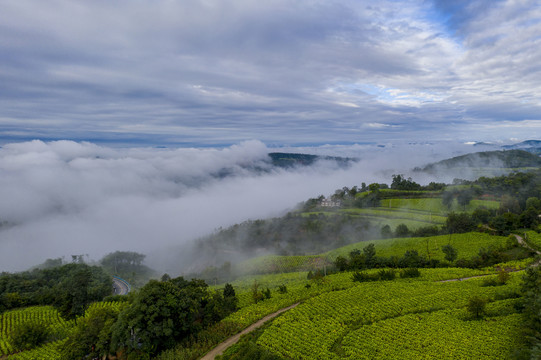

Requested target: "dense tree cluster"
[
  {"left": 110, "top": 277, "right": 237, "bottom": 359},
  {"left": 0, "top": 263, "right": 111, "bottom": 318},
  {"left": 100, "top": 251, "right": 155, "bottom": 286},
  {"left": 59, "top": 276, "right": 239, "bottom": 359}
]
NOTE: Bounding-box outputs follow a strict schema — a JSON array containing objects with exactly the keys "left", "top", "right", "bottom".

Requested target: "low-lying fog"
[{"left": 0, "top": 139, "right": 490, "bottom": 273}]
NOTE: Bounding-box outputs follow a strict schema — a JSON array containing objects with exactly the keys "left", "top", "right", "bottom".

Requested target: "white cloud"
[{"left": 0, "top": 139, "right": 479, "bottom": 272}]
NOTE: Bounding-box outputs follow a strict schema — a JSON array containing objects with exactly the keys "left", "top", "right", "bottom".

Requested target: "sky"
[
  {"left": 0, "top": 0, "right": 540, "bottom": 272},
  {"left": 1, "top": 0, "right": 540, "bottom": 147}
]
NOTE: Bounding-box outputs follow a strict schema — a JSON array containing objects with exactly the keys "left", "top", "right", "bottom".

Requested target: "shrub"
[
  {"left": 10, "top": 322, "right": 51, "bottom": 351},
  {"left": 378, "top": 269, "right": 396, "bottom": 281},
  {"left": 441, "top": 244, "right": 458, "bottom": 262},
  {"left": 400, "top": 268, "right": 421, "bottom": 278},
  {"left": 352, "top": 271, "right": 376, "bottom": 283}
]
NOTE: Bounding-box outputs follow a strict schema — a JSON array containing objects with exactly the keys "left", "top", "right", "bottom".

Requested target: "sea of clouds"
[{"left": 0, "top": 139, "right": 486, "bottom": 272}]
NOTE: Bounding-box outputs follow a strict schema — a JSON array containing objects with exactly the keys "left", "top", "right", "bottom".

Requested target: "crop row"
[
  {"left": 0, "top": 306, "right": 72, "bottom": 355},
  {"left": 325, "top": 232, "right": 509, "bottom": 262},
  {"left": 236, "top": 232, "right": 510, "bottom": 275},
  {"left": 379, "top": 198, "right": 499, "bottom": 215},
  {"left": 1, "top": 301, "right": 122, "bottom": 357},
  {"left": 339, "top": 208, "right": 447, "bottom": 224},
  {"left": 341, "top": 304, "right": 521, "bottom": 359},
  {"left": 6, "top": 339, "right": 66, "bottom": 360},
  {"left": 256, "top": 275, "right": 521, "bottom": 359}
]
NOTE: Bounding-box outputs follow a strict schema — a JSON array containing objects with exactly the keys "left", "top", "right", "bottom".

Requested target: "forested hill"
[
  {"left": 268, "top": 152, "right": 356, "bottom": 168},
  {"left": 418, "top": 149, "right": 541, "bottom": 173}
]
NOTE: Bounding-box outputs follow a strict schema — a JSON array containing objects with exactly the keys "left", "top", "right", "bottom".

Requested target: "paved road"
[{"left": 112, "top": 277, "right": 130, "bottom": 295}]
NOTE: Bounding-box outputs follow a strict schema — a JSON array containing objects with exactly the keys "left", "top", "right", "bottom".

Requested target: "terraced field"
[
  {"left": 379, "top": 198, "right": 499, "bottom": 214},
  {"left": 237, "top": 232, "right": 511, "bottom": 274},
  {"left": 254, "top": 274, "right": 523, "bottom": 359},
  {"left": 0, "top": 306, "right": 73, "bottom": 356},
  {"left": 326, "top": 232, "right": 509, "bottom": 261},
  {"left": 0, "top": 301, "right": 122, "bottom": 359}
]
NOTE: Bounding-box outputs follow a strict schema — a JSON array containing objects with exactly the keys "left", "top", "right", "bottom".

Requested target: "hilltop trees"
[{"left": 391, "top": 175, "right": 421, "bottom": 191}]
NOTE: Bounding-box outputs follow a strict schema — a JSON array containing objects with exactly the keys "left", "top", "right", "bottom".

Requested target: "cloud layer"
[
  {"left": 0, "top": 0, "right": 540, "bottom": 146},
  {"left": 0, "top": 139, "right": 481, "bottom": 272}
]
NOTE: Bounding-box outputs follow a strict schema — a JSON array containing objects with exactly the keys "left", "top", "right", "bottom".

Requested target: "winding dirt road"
[
  {"left": 441, "top": 233, "right": 541, "bottom": 283},
  {"left": 200, "top": 302, "right": 300, "bottom": 360},
  {"left": 200, "top": 234, "right": 541, "bottom": 358}
]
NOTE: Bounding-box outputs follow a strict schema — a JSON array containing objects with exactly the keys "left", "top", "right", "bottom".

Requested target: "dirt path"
[
  {"left": 440, "top": 234, "right": 541, "bottom": 283},
  {"left": 200, "top": 302, "right": 300, "bottom": 360},
  {"left": 201, "top": 234, "right": 541, "bottom": 357}
]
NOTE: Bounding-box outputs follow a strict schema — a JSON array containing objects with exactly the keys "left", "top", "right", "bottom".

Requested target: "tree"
[
  {"left": 441, "top": 244, "right": 458, "bottom": 263},
  {"left": 251, "top": 280, "right": 263, "bottom": 304},
  {"left": 111, "top": 277, "right": 225, "bottom": 357},
  {"left": 100, "top": 251, "right": 150, "bottom": 279},
  {"left": 62, "top": 304, "right": 121, "bottom": 359},
  {"left": 441, "top": 190, "right": 455, "bottom": 209},
  {"left": 334, "top": 256, "right": 349, "bottom": 272},
  {"left": 381, "top": 224, "right": 392, "bottom": 238},
  {"left": 391, "top": 174, "right": 421, "bottom": 190},
  {"left": 395, "top": 224, "right": 410, "bottom": 237},
  {"left": 445, "top": 212, "right": 476, "bottom": 234},
  {"left": 526, "top": 197, "right": 541, "bottom": 211},
  {"left": 54, "top": 264, "right": 111, "bottom": 319},
  {"left": 363, "top": 243, "right": 376, "bottom": 267},
  {"left": 10, "top": 322, "right": 50, "bottom": 352},
  {"left": 368, "top": 183, "right": 380, "bottom": 192},
  {"left": 520, "top": 206, "right": 539, "bottom": 229},
  {"left": 467, "top": 296, "right": 487, "bottom": 319},
  {"left": 399, "top": 250, "right": 424, "bottom": 268},
  {"left": 457, "top": 190, "right": 474, "bottom": 210},
  {"left": 223, "top": 283, "right": 238, "bottom": 313},
  {"left": 500, "top": 195, "right": 521, "bottom": 214}
]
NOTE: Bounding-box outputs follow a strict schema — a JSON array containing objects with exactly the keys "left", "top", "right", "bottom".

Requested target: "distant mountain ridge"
[
  {"left": 502, "top": 140, "right": 541, "bottom": 154},
  {"left": 418, "top": 149, "right": 541, "bottom": 173},
  {"left": 268, "top": 152, "right": 356, "bottom": 168}
]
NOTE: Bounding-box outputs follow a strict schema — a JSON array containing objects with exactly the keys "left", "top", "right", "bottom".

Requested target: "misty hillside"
[
  {"left": 211, "top": 152, "right": 355, "bottom": 179},
  {"left": 502, "top": 140, "right": 541, "bottom": 154},
  {"left": 268, "top": 152, "right": 356, "bottom": 168},
  {"left": 418, "top": 149, "right": 541, "bottom": 173}
]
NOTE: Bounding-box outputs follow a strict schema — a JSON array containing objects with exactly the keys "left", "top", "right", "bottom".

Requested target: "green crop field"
[
  {"left": 236, "top": 232, "right": 512, "bottom": 275},
  {"left": 219, "top": 266, "right": 506, "bottom": 330},
  {"left": 339, "top": 208, "right": 447, "bottom": 224},
  {"left": 0, "top": 306, "right": 73, "bottom": 356},
  {"left": 379, "top": 197, "right": 499, "bottom": 214},
  {"left": 325, "top": 232, "right": 509, "bottom": 262},
  {"left": 0, "top": 301, "right": 122, "bottom": 359},
  {"left": 255, "top": 274, "right": 523, "bottom": 359}
]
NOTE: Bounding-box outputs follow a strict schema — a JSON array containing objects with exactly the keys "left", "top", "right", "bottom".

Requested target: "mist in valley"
[{"left": 0, "top": 139, "right": 498, "bottom": 274}]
